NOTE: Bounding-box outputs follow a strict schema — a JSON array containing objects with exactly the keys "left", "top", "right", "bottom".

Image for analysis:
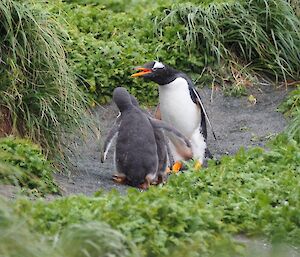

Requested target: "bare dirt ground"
[{"left": 52, "top": 84, "right": 289, "bottom": 196}]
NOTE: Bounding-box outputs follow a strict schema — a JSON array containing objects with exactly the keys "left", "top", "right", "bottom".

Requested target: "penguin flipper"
[
  {"left": 190, "top": 87, "right": 217, "bottom": 141},
  {"left": 205, "top": 147, "right": 213, "bottom": 159},
  {"left": 165, "top": 139, "right": 175, "bottom": 167},
  {"left": 101, "top": 115, "right": 121, "bottom": 163},
  {"left": 149, "top": 118, "right": 191, "bottom": 148}
]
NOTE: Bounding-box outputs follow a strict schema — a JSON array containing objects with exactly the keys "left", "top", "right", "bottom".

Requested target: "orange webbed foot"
[
  {"left": 138, "top": 181, "right": 150, "bottom": 190},
  {"left": 112, "top": 174, "right": 127, "bottom": 184},
  {"left": 172, "top": 161, "right": 183, "bottom": 173}
]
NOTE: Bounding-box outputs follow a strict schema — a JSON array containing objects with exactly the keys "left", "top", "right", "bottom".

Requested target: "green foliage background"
[
  {"left": 279, "top": 85, "right": 300, "bottom": 142},
  {"left": 0, "top": 200, "right": 138, "bottom": 257},
  {"left": 43, "top": 0, "right": 300, "bottom": 104},
  {"left": 0, "top": 137, "right": 59, "bottom": 195}
]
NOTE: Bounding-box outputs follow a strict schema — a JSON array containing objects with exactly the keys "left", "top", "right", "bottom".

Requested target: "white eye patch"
[{"left": 153, "top": 61, "right": 165, "bottom": 69}]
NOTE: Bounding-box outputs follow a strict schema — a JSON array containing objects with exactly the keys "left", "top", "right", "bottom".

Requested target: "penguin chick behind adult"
[
  {"left": 101, "top": 95, "right": 174, "bottom": 169},
  {"left": 112, "top": 87, "right": 159, "bottom": 188},
  {"left": 132, "top": 61, "right": 216, "bottom": 170},
  {"left": 128, "top": 94, "right": 174, "bottom": 183},
  {"left": 101, "top": 88, "right": 192, "bottom": 187},
  {"left": 101, "top": 94, "right": 172, "bottom": 183}
]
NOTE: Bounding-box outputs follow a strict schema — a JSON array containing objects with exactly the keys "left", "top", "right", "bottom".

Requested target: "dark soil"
[{"left": 53, "top": 84, "right": 289, "bottom": 196}]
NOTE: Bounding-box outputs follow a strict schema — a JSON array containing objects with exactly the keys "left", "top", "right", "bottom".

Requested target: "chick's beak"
[{"left": 131, "top": 67, "right": 152, "bottom": 77}]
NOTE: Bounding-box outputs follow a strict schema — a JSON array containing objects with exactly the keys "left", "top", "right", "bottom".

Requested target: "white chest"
[{"left": 159, "top": 78, "right": 200, "bottom": 137}]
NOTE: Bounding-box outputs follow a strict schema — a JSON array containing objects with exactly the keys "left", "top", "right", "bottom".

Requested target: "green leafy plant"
[
  {"left": 279, "top": 86, "right": 300, "bottom": 117},
  {"left": 0, "top": 137, "right": 59, "bottom": 195},
  {"left": 10, "top": 132, "right": 299, "bottom": 256},
  {"left": 287, "top": 113, "right": 300, "bottom": 142},
  {"left": 278, "top": 85, "right": 300, "bottom": 142},
  {"left": 45, "top": 1, "right": 158, "bottom": 105},
  {"left": 43, "top": 0, "right": 218, "bottom": 105}
]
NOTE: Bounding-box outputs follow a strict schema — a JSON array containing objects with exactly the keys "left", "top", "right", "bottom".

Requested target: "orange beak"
[{"left": 131, "top": 67, "right": 152, "bottom": 77}]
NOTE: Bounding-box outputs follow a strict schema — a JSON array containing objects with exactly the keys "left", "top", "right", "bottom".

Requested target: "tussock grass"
[
  {"left": 0, "top": 199, "right": 54, "bottom": 257},
  {"left": 56, "top": 222, "right": 139, "bottom": 257},
  {"left": 156, "top": 0, "right": 300, "bottom": 83},
  {"left": 0, "top": 199, "right": 138, "bottom": 257},
  {"left": 0, "top": 0, "right": 90, "bottom": 160}
]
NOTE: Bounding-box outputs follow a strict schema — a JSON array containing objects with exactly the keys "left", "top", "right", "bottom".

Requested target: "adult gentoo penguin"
[
  {"left": 102, "top": 87, "right": 191, "bottom": 189},
  {"left": 131, "top": 61, "right": 216, "bottom": 171}
]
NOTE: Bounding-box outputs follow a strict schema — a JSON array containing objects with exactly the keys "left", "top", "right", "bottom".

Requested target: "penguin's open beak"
[{"left": 131, "top": 67, "right": 152, "bottom": 77}]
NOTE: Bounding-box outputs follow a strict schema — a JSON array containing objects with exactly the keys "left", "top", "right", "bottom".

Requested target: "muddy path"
[{"left": 53, "top": 84, "right": 289, "bottom": 196}]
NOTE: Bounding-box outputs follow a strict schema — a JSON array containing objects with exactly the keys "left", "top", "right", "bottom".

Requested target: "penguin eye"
[{"left": 152, "top": 67, "right": 164, "bottom": 72}]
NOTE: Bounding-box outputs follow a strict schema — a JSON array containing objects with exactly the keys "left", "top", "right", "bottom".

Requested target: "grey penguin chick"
[
  {"left": 101, "top": 109, "right": 172, "bottom": 185},
  {"left": 112, "top": 87, "right": 159, "bottom": 189},
  {"left": 101, "top": 87, "right": 192, "bottom": 188},
  {"left": 128, "top": 95, "right": 173, "bottom": 184}
]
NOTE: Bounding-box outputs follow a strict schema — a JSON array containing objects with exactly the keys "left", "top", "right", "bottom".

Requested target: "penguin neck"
[
  {"left": 159, "top": 77, "right": 189, "bottom": 92},
  {"left": 152, "top": 68, "right": 179, "bottom": 85}
]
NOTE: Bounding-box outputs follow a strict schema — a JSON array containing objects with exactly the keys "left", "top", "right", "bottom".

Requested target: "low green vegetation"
[
  {"left": 279, "top": 86, "right": 300, "bottom": 117},
  {"left": 0, "top": 200, "right": 54, "bottom": 257},
  {"left": 2, "top": 130, "right": 298, "bottom": 256},
  {"left": 45, "top": 0, "right": 165, "bottom": 104},
  {"left": 0, "top": 137, "right": 59, "bottom": 195},
  {"left": 0, "top": 199, "right": 137, "bottom": 257},
  {"left": 279, "top": 85, "right": 300, "bottom": 142}
]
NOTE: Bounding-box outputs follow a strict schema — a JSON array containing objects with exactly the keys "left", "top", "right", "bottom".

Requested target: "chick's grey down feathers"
[
  {"left": 101, "top": 87, "right": 191, "bottom": 186},
  {"left": 112, "top": 87, "right": 158, "bottom": 186}
]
